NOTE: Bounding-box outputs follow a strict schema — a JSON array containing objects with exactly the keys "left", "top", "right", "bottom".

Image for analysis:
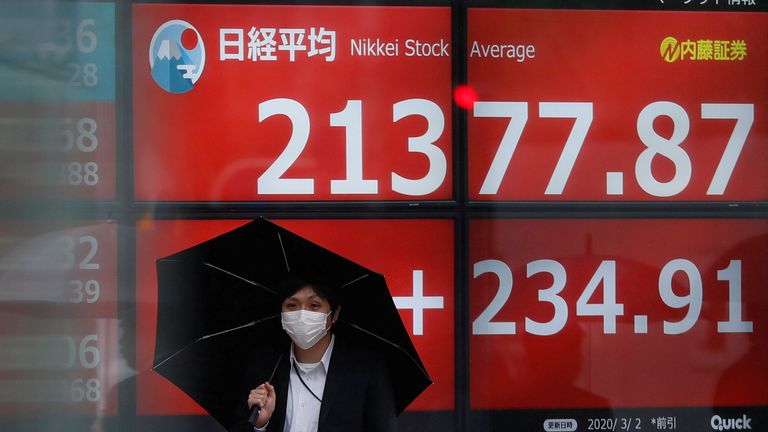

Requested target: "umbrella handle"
[
  {"left": 250, "top": 353, "right": 282, "bottom": 426},
  {"left": 248, "top": 405, "right": 261, "bottom": 426}
]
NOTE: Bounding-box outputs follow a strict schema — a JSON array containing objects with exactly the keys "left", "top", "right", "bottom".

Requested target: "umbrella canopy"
[{"left": 152, "top": 217, "right": 431, "bottom": 429}]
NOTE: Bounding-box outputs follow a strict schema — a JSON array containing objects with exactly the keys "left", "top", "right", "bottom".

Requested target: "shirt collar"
[{"left": 289, "top": 333, "right": 335, "bottom": 373}]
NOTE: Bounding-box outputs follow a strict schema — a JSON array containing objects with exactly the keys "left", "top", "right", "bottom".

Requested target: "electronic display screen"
[
  {"left": 469, "top": 218, "right": 767, "bottom": 429},
  {"left": 133, "top": 5, "right": 452, "bottom": 202},
  {"left": 0, "top": 2, "right": 116, "bottom": 200},
  {"left": 1, "top": 1, "right": 766, "bottom": 431},
  {"left": 468, "top": 8, "right": 767, "bottom": 201},
  {"left": 0, "top": 221, "right": 119, "bottom": 417}
]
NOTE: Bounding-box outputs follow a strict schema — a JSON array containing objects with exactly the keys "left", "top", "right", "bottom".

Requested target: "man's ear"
[{"left": 332, "top": 305, "right": 341, "bottom": 323}]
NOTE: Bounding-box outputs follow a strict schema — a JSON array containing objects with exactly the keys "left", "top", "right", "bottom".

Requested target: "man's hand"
[{"left": 248, "top": 382, "right": 276, "bottom": 428}]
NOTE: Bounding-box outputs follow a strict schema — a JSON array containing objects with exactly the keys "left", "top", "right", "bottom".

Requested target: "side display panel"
[
  {"left": 0, "top": 2, "right": 116, "bottom": 200},
  {"left": 467, "top": 9, "right": 768, "bottom": 201},
  {"left": 133, "top": 5, "right": 452, "bottom": 202},
  {"left": 469, "top": 218, "right": 768, "bottom": 430},
  {"left": 135, "top": 219, "right": 454, "bottom": 418},
  {"left": 0, "top": 221, "right": 119, "bottom": 418}
]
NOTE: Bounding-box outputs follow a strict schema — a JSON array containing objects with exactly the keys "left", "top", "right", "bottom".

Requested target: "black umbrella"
[{"left": 152, "top": 217, "right": 431, "bottom": 429}]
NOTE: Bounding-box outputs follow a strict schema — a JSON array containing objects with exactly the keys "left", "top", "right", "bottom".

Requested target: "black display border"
[{"left": 2, "top": 1, "right": 767, "bottom": 431}]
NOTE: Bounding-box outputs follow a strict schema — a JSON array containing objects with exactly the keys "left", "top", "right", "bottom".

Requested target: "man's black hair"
[{"left": 278, "top": 274, "right": 340, "bottom": 313}]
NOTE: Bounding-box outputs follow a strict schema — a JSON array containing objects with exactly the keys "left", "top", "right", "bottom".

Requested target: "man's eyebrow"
[{"left": 284, "top": 294, "right": 322, "bottom": 301}]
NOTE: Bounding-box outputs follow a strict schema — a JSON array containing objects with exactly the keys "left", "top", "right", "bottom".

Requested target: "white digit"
[
  {"left": 717, "top": 260, "right": 753, "bottom": 333},
  {"left": 67, "top": 63, "right": 82, "bottom": 87},
  {"left": 702, "top": 104, "right": 753, "bottom": 195},
  {"left": 472, "top": 260, "right": 516, "bottom": 335},
  {"left": 76, "top": 19, "right": 97, "bottom": 54},
  {"left": 71, "top": 378, "right": 85, "bottom": 402},
  {"left": 79, "top": 236, "right": 99, "bottom": 270},
  {"left": 540, "top": 102, "right": 593, "bottom": 195},
  {"left": 474, "top": 102, "right": 527, "bottom": 195},
  {"left": 659, "top": 259, "right": 702, "bottom": 334},
  {"left": 68, "top": 162, "right": 83, "bottom": 185},
  {"left": 83, "top": 162, "right": 99, "bottom": 186},
  {"left": 85, "top": 280, "right": 100, "bottom": 304},
  {"left": 391, "top": 99, "right": 446, "bottom": 196},
  {"left": 330, "top": 100, "right": 378, "bottom": 194},
  {"left": 76, "top": 118, "right": 98, "bottom": 152},
  {"left": 69, "top": 280, "right": 84, "bottom": 303},
  {"left": 576, "top": 260, "right": 624, "bottom": 334},
  {"left": 82, "top": 63, "right": 98, "bottom": 87},
  {"left": 524, "top": 259, "right": 567, "bottom": 336},
  {"left": 635, "top": 101, "right": 691, "bottom": 197},
  {"left": 79, "top": 334, "right": 100, "bottom": 369},
  {"left": 258, "top": 99, "right": 314, "bottom": 194},
  {"left": 86, "top": 378, "right": 101, "bottom": 401}
]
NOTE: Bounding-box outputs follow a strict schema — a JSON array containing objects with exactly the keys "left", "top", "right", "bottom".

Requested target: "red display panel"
[
  {"left": 135, "top": 219, "right": 454, "bottom": 415},
  {"left": 133, "top": 5, "right": 452, "bottom": 201},
  {"left": 469, "top": 219, "right": 768, "bottom": 409},
  {"left": 467, "top": 9, "right": 768, "bottom": 201},
  {"left": 0, "top": 103, "right": 116, "bottom": 200},
  {"left": 0, "top": 221, "right": 119, "bottom": 416}
]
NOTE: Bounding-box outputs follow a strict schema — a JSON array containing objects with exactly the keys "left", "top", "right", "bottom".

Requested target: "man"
[{"left": 231, "top": 278, "right": 396, "bottom": 432}]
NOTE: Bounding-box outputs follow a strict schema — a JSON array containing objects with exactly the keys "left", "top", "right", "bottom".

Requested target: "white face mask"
[{"left": 281, "top": 310, "right": 332, "bottom": 350}]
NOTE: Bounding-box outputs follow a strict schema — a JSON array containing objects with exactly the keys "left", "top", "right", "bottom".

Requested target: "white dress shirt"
[
  {"left": 284, "top": 334, "right": 334, "bottom": 432},
  {"left": 255, "top": 335, "right": 335, "bottom": 432}
]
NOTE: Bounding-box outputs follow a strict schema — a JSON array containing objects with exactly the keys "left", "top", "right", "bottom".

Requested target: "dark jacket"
[{"left": 230, "top": 332, "right": 397, "bottom": 432}]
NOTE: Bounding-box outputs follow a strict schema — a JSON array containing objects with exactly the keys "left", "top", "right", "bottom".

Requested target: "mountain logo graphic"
[{"left": 149, "top": 20, "right": 205, "bottom": 94}]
